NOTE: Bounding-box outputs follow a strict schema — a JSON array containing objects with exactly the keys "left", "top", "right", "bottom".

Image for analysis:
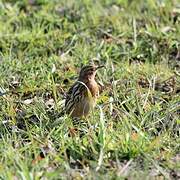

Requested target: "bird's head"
[{"left": 78, "top": 65, "right": 104, "bottom": 82}]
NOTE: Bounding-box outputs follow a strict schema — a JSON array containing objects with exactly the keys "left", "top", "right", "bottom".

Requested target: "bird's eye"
[{"left": 88, "top": 70, "right": 94, "bottom": 74}]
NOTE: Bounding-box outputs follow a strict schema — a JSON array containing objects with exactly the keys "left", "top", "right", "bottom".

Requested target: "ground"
[{"left": 0, "top": 0, "right": 179, "bottom": 179}]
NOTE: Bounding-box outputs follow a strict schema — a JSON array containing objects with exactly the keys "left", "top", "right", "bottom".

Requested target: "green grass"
[{"left": 0, "top": 0, "right": 180, "bottom": 179}]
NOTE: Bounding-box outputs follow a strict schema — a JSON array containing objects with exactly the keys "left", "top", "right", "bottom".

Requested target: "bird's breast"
[{"left": 87, "top": 80, "right": 99, "bottom": 98}]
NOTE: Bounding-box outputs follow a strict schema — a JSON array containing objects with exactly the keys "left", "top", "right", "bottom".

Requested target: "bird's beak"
[{"left": 96, "top": 65, "right": 105, "bottom": 70}]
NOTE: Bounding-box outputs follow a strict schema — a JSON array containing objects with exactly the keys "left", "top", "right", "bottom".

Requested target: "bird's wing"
[{"left": 65, "top": 82, "right": 87, "bottom": 113}]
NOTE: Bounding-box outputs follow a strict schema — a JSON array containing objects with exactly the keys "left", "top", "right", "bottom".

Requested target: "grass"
[{"left": 0, "top": 0, "right": 180, "bottom": 179}]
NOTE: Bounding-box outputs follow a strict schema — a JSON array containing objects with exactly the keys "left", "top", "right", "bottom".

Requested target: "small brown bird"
[{"left": 65, "top": 65, "right": 104, "bottom": 118}]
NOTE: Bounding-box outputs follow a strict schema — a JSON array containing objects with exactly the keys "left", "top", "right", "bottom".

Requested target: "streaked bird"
[{"left": 65, "top": 65, "right": 104, "bottom": 118}]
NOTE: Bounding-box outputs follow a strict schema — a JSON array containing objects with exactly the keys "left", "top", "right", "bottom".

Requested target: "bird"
[{"left": 65, "top": 65, "right": 104, "bottom": 119}]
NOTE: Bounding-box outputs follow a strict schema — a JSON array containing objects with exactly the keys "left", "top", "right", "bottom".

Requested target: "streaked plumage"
[{"left": 65, "top": 65, "right": 103, "bottom": 118}]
